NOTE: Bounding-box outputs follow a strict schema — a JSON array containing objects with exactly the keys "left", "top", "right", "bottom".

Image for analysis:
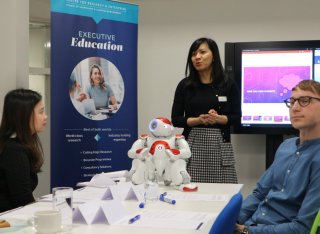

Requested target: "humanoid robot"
[{"left": 128, "top": 117, "right": 197, "bottom": 191}]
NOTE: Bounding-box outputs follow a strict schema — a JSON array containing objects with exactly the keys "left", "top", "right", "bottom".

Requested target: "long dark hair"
[
  {"left": 185, "top": 37, "right": 226, "bottom": 88},
  {"left": 0, "top": 89, "right": 44, "bottom": 172}
]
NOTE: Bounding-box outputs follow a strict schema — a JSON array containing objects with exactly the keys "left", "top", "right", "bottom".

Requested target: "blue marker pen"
[
  {"left": 160, "top": 192, "right": 167, "bottom": 197},
  {"left": 128, "top": 214, "right": 141, "bottom": 224},
  {"left": 139, "top": 202, "right": 145, "bottom": 208},
  {"left": 159, "top": 195, "right": 176, "bottom": 205}
]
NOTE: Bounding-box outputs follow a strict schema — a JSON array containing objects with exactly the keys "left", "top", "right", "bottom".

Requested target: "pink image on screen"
[
  {"left": 243, "top": 66, "right": 310, "bottom": 103},
  {"left": 253, "top": 116, "right": 262, "bottom": 121},
  {"left": 274, "top": 116, "right": 283, "bottom": 122},
  {"left": 263, "top": 116, "right": 273, "bottom": 121},
  {"left": 243, "top": 116, "right": 252, "bottom": 121},
  {"left": 279, "top": 73, "right": 303, "bottom": 90}
]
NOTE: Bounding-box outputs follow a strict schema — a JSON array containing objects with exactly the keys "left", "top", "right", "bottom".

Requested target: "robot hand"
[
  {"left": 174, "top": 135, "right": 191, "bottom": 160},
  {"left": 165, "top": 149, "right": 180, "bottom": 162},
  {"left": 136, "top": 148, "right": 149, "bottom": 161}
]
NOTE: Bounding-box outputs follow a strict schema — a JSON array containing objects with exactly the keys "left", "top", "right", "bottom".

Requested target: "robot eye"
[{"left": 150, "top": 121, "right": 157, "bottom": 130}]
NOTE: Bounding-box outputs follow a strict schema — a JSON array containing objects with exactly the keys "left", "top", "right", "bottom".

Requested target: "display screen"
[{"left": 225, "top": 40, "right": 320, "bottom": 134}]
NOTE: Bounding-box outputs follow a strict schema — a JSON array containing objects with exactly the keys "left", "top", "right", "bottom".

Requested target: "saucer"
[{"left": 0, "top": 218, "right": 28, "bottom": 233}]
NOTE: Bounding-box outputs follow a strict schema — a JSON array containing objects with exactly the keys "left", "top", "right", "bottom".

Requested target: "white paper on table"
[
  {"left": 116, "top": 209, "right": 217, "bottom": 230},
  {"left": 100, "top": 200, "right": 126, "bottom": 224},
  {"left": 77, "top": 173, "right": 116, "bottom": 188},
  {"left": 101, "top": 187, "right": 114, "bottom": 200},
  {"left": 131, "top": 184, "right": 145, "bottom": 202},
  {"left": 165, "top": 192, "right": 230, "bottom": 202},
  {"left": 108, "top": 182, "right": 133, "bottom": 201},
  {"left": 73, "top": 187, "right": 108, "bottom": 201},
  {"left": 73, "top": 200, "right": 101, "bottom": 224},
  {"left": 76, "top": 170, "right": 129, "bottom": 187},
  {"left": 73, "top": 200, "right": 126, "bottom": 225},
  {"left": 102, "top": 170, "right": 129, "bottom": 178},
  {"left": 38, "top": 190, "right": 95, "bottom": 204},
  {"left": 100, "top": 183, "right": 144, "bottom": 201}
]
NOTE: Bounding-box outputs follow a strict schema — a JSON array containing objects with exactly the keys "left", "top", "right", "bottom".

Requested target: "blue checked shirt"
[{"left": 238, "top": 137, "right": 320, "bottom": 234}]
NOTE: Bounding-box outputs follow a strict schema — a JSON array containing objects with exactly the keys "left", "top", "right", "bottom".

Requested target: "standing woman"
[
  {"left": 0, "top": 89, "right": 47, "bottom": 212},
  {"left": 171, "top": 38, "right": 241, "bottom": 183}
]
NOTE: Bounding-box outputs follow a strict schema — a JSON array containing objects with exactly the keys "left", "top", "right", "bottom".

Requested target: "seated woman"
[
  {"left": 0, "top": 89, "right": 47, "bottom": 212},
  {"left": 87, "top": 64, "right": 117, "bottom": 110}
]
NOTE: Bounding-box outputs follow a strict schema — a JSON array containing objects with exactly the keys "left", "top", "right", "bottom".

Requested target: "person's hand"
[
  {"left": 198, "top": 114, "right": 210, "bottom": 125},
  {"left": 109, "top": 104, "right": 118, "bottom": 110},
  {"left": 206, "top": 109, "right": 228, "bottom": 125},
  {"left": 77, "top": 92, "right": 88, "bottom": 102},
  {"left": 235, "top": 224, "right": 248, "bottom": 234},
  {"left": 208, "top": 109, "right": 217, "bottom": 115}
]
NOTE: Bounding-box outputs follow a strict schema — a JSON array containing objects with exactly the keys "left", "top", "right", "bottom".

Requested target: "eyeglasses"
[{"left": 283, "top": 96, "right": 320, "bottom": 108}]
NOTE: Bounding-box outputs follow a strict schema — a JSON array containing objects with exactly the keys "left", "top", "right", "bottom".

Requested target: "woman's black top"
[
  {"left": 0, "top": 138, "right": 37, "bottom": 212},
  {"left": 171, "top": 77, "right": 241, "bottom": 142}
]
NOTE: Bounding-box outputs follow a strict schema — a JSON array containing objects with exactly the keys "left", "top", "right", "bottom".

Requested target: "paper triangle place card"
[
  {"left": 73, "top": 200, "right": 101, "bottom": 224},
  {"left": 108, "top": 183, "right": 132, "bottom": 201},
  {"left": 101, "top": 187, "right": 114, "bottom": 200},
  {"left": 100, "top": 200, "right": 126, "bottom": 224}
]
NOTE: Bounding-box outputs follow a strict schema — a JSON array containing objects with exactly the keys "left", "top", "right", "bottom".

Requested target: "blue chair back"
[{"left": 209, "top": 192, "right": 243, "bottom": 234}]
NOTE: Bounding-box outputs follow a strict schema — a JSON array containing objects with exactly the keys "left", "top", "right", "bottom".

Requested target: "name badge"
[{"left": 218, "top": 96, "right": 227, "bottom": 102}]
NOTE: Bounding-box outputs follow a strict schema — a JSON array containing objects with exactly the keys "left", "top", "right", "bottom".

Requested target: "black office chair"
[{"left": 209, "top": 192, "right": 243, "bottom": 234}]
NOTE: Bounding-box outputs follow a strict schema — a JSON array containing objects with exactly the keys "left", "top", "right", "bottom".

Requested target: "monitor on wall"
[{"left": 225, "top": 40, "right": 320, "bottom": 135}]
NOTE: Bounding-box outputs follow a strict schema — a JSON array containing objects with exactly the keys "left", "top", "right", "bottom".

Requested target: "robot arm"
[
  {"left": 128, "top": 134, "right": 149, "bottom": 160},
  {"left": 166, "top": 134, "right": 191, "bottom": 161}
]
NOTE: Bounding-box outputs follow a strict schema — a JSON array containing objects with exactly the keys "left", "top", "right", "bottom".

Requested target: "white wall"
[
  {"left": 0, "top": 1, "right": 29, "bottom": 110},
  {"left": 28, "top": 0, "right": 320, "bottom": 197}
]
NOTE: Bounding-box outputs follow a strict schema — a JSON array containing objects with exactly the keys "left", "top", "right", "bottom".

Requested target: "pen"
[
  {"left": 159, "top": 195, "right": 176, "bottom": 205},
  {"left": 196, "top": 222, "right": 203, "bottom": 230},
  {"left": 139, "top": 202, "right": 145, "bottom": 208},
  {"left": 128, "top": 214, "right": 141, "bottom": 224},
  {"left": 160, "top": 192, "right": 167, "bottom": 197}
]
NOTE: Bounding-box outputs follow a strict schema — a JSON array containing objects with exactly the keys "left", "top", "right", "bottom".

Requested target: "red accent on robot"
[
  {"left": 149, "top": 141, "right": 170, "bottom": 155},
  {"left": 135, "top": 148, "right": 145, "bottom": 154},
  {"left": 156, "top": 117, "right": 172, "bottom": 125},
  {"left": 168, "top": 149, "right": 180, "bottom": 155}
]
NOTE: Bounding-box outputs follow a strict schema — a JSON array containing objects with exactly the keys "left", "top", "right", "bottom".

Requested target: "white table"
[{"left": 0, "top": 183, "right": 243, "bottom": 234}]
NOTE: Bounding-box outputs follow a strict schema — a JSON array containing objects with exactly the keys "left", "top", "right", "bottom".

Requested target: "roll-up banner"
[{"left": 51, "top": 0, "right": 138, "bottom": 188}]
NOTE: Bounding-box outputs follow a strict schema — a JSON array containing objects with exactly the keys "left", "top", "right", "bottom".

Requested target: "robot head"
[{"left": 149, "top": 117, "right": 174, "bottom": 137}]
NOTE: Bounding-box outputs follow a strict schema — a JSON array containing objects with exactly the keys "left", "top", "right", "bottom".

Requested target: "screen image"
[
  {"left": 242, "top": 49, "right": 312, "bottom": 126},
  {"left": 225, "top": 40, "right": 320, "bottom": 134}
]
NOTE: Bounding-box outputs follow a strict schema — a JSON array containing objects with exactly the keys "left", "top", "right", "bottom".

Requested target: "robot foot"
[
  {"left": 176, "top": 183, "right": 198, "bottom": 192},
  {"left": 164, "top": 180, "right": 172, "bottom": 186},
  {"left": 126, "top": 170, "right": 135, "bottom": 182}
]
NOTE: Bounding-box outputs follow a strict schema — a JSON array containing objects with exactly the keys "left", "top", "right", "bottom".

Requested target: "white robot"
[{"left": 128, "top": 117, "right": 197, "bottom": 191}]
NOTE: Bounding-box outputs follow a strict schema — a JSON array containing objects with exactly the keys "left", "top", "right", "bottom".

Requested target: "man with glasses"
[{"left": 235, "top": 80, "right": 320, "bottom": 234}]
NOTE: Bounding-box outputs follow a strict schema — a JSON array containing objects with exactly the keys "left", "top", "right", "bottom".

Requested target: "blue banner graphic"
[{"left": 51, "top": 0, "right": 138, "bottom": 188}]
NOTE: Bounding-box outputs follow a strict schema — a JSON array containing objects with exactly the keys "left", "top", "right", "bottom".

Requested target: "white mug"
[{"left": 33, "top": 210, "right": 61, "bottom": 233}]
